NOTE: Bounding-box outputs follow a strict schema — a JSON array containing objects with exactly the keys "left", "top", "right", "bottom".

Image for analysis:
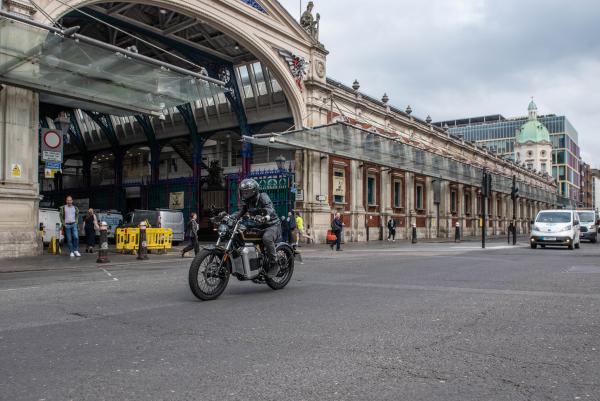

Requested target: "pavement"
[
  {"left": 0, "top": 234, "right": 527, "bottom": 274},
  {"left": 1, "top": 238, "right": 599, "bottom": 400}
]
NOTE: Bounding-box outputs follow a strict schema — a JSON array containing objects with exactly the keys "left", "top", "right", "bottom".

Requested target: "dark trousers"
[
  {"left": 182, "top": 237, "right": 199, "bottom": 255},
  {"left": 281, "top": 229, "right": 289, "bottom": 243},
  {"left": 85, "top": 228, "right": 96, "bottom": 248},
  {"left": 388, "top": 228, "right": 396, "bottom": 240},
  {"left": 331, "top": 230, "right": 341, "bottom": 250},
  {"left": 262, "top": 224, "right": 281, "bottom": 263}
]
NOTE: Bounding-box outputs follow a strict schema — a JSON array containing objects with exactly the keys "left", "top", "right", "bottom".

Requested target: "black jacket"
[
  {"left": 232, "top": 193, "right": 279, "bottom": 226},
  {"left": 387, "top": 219, "right": 396, "bottom": 230}
]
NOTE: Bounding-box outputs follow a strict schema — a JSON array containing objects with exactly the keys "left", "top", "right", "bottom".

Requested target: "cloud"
[{"left": 279, "top": 0, "right": 600, "bottom": 166}]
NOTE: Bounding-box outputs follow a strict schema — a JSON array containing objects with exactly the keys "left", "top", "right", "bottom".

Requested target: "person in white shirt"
[{"left": 59, "top": 195, "right": 81, "bottom": 257}]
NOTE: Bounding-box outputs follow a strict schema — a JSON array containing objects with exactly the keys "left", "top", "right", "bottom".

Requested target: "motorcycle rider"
[{"left": 232, "top": 178, "right": 281, "bottom": 278}]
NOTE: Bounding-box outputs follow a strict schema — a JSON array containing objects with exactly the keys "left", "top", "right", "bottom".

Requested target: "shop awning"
[
  {"left": 0, "top": 15, "right": 227, "bottom": 116},
  {"left": 245, "top": 122, "right": 555, "bottom": 204}
]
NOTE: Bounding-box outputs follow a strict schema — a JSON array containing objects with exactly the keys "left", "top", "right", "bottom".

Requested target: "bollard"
[
  {"left": 411, "top": 223, "right": 417, "bottom": 244},
  {"left": 48, "top": 223, "right": 62, "bottom": 255},
  {"left": 454, "top": 222, "right": 461, "bottom": 243},
  {"left": 96, "top": 221, "right": 110, "bottom": 263},
  {"left": 137, "top": 221, "right": 149, "bottom": 260}
]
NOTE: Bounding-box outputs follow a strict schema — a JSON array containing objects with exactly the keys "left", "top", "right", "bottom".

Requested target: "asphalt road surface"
[{"left": 1, "top": 241, "right": 599, "bottom": 401}]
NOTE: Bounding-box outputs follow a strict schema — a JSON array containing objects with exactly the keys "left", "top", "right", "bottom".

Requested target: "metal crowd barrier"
[{"left": 116, "top": 227, "right": 173, "bottom": 254}]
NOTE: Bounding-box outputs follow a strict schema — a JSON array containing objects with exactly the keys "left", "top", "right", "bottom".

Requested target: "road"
[{"left": 1, "top": 240, "right": 599, "bottom": 401}]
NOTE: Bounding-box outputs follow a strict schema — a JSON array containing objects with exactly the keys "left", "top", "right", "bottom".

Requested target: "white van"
[
  {"left": 38, "top": 208, "right": 64, "bottom": 245},
  {"left": 530, "top": 209, "right": 581, "bottom": 250},
  {"left": 96, "top": 210, "right": 123, "bottom": 240},
  {"left": 123, "top": 209, "right": 185, "bottom": 243}
]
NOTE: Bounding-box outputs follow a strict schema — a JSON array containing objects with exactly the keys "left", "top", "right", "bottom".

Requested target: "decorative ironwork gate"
[{"left": 227, "top": 169, "right": 295, "bottom": 218}]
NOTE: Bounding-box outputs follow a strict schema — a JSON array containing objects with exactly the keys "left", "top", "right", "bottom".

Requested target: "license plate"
[{"left": 542, "top": 237, "right": 556, "bottom": 241}]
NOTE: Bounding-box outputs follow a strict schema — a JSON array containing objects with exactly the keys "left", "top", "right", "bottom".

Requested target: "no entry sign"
[{"left": 41, "top": 129, "right": 63, "bottom": 162}]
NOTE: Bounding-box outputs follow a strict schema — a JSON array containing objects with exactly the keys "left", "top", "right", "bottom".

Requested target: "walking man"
[
  {"left": 287, "top": 211, "right": 297, "bottom": 244},
  {"left": 59, "top": 195, "right": 80, "bottom": 257},
  {"left": 280, "top": 215, "right": 290, "bottom": 243},
  {"left": 182, "top": 213, "right": 199, "bottom": 257},
  {"left": 330, "top": 212, "right": 344, "bottom": 251},
  {"left": 387, "top": 217, "right": 396, "bottom": 242}
]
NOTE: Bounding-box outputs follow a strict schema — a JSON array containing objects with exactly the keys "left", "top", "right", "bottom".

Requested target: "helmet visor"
[{"left": 240, "top": 188, "right": 256, "bottom": 200}]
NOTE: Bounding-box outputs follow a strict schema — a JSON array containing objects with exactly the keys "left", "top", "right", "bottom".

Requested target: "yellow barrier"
[
  {"left": 116, "top": 227, "right": 173, "bottom": 254},
  {"left": 116, "top": 227, "right": 139, "bottom": 254},
  {"left": 146, "top": 228, "right": 173, "bottom": 253}
]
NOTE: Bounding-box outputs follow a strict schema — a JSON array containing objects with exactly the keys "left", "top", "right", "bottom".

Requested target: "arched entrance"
[{"left": 40, "top": 0, "right": 306, "bottom": 127}]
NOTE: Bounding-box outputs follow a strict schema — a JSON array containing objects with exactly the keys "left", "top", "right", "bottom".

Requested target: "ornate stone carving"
[
  {"left": 277, "top": 49, "right": 309, "bottom": 92},
  {"left": 300, "top": 1, "right": 320, "bottom": 41},
  {"left": 315, "top": 60, "right": 326, "bottom": 78}
]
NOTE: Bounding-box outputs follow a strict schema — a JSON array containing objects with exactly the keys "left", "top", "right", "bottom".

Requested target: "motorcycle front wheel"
[
  {"left": 188, "top": 249, "right": 230, "bottom": 301},
  {"left": 266, "top": 245, "right": 295, "bottom": 290}
]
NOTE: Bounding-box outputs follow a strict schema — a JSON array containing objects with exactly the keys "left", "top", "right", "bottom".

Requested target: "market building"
[{"left": 0, "top": 0, "right": 557, "bottom": 257}]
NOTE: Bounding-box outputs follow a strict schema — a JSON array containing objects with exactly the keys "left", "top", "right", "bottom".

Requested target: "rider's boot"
[{"left": 266, "top": 259, "right": 279, "bottom": 278}]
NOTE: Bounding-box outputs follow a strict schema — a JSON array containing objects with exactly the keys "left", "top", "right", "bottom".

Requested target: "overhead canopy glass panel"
[
  {"left": 246, "top": 122, "right": 555, "bottom": 204},
  {"left": 0, "top": 17, "right": 227, "bottom": 116}
]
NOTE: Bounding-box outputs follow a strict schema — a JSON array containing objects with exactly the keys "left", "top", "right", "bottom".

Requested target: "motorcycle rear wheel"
[
  {"left": 188, "top": 249, "right": 230, "bottom": 301},
  {"left": 266, "top": 245, "right": 294, "bottom": 290}
]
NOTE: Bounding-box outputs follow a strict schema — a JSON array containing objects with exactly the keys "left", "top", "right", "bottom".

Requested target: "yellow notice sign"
[{"left": 11, "top": 163, "right": 22, "bottom": 178}]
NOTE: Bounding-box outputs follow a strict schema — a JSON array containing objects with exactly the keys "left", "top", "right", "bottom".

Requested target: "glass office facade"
[{"left": 444, "top": 115, "right": 581, "bottom": 201}]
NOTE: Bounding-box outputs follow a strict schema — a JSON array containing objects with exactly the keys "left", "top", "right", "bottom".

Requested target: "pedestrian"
[
  {"left": 287, "top": 211, "right": 297, "bottom": 244},
  {"left": 59, "top": 195, "right": 80, "bottom": 257},
  {"left": 454, "top": 222, "right": 461, "bottom": 242},
  {"left": 83, "top": 208, "right": 99, "bottom": 253},
  {"left": 387, "top": 217, "right": 396, "bottom": 242},
  {"left": 295, "top": 212, "right": 313, "bottom": 246},
  {"left": 330, "top": 212, "right": 344, "bottom": 251},
  {"left": 182, "top": 212, "right": 199, "bottom": 257},
  {"left": 280, "top": 215, "right": 290, "bottom": 243}
]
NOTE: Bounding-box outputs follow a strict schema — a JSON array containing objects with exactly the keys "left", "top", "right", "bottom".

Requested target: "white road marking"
[
  {"left": 101, "top": 268, "right": 118, "bottom": 281},
  {"left": 0, "top": 286, "right": 40, "bottom": 292}
]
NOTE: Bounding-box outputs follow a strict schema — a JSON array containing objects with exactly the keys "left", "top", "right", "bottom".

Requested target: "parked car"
[
  {"left": 38, "top": 208, "right": 64, "bottom": 245},
  {"left": 530, "top": 209, "right": 581, "bottom": 250},
  {"left": 576, "top": 209, "right": 598, "bottom": 243},
  {"left": 123, "top": 209, "right": 185, "bottom": 243}
]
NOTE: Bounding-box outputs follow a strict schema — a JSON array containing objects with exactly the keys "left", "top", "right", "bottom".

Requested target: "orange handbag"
[{"left": 326, "top": 230, "right": 337, "bottom": 243}]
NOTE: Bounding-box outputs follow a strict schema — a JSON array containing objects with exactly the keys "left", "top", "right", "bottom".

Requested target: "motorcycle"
[{"left": 188, "top": 213, "right": 296, "bottom": 301}]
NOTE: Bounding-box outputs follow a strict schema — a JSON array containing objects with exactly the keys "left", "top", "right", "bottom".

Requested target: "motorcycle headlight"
[{"left": 218, "top": 223, "right": 229, "bottom": 236}]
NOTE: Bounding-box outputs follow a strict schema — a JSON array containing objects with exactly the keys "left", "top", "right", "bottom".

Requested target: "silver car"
[{"left": 576, "top": 209, "right": 598, "bottom": 243}]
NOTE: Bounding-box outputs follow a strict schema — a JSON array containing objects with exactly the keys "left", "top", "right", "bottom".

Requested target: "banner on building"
[
  {"left": 333, "top": 176, "right": 345, "bottom": 197},
  {"left": 169, "top": 192, "right": 184, "bottom": 210}
]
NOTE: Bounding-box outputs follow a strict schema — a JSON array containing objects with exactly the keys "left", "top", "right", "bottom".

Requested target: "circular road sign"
[{"left": 43, "top": 130, "right": 62, "bottom": 149}]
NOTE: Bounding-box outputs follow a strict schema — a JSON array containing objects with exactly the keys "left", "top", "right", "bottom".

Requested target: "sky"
[{"left": 277, "top": 0, "right": 600, "bottom": 166}]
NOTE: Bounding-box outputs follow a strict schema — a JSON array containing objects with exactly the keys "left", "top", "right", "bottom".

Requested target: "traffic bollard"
[
  {"left": 411, "top": 223, "right": 417, "bottom": 244},
  {"left": 137, "top": 221, "right": 149, "bottom": 260},
  {"left": 96, "top": 221, "right": 110, "bottom": 263},
  {"left": 454, "top": 222, "right": 461, "bottom": 242}
]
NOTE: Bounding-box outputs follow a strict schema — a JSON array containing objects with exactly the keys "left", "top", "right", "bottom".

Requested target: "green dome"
[
  {"left": 518, "top": 119, "right": 550, "bottom": 144},
  {"left": 528, "top": 99, "right": 537, "bottom": 112}
]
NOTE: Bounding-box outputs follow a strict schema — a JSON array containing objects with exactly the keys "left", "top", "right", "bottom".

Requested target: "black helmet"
[{"left": 239, "top": 178, "right": 260, "bottom": 200}]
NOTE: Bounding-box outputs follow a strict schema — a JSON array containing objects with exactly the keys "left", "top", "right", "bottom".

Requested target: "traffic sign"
[
  {"left": 41, "top": 129, "right": 63, "bottom": 162},
  {"left": 45, "top": 161, "right": 62, "bottom": 170}
]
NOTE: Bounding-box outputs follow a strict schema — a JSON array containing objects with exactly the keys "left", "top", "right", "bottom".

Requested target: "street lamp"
[{"left": 275, "top": 155, "right": 286, "bottom": 171}]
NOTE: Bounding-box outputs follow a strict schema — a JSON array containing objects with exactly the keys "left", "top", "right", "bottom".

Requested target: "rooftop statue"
[{"left": 300, "top": 1, "right": 320, "bottom": 42}]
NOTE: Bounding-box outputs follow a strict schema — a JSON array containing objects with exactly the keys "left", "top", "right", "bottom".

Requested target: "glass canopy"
[
  {"left": 0, "top": 18, "right": 227, "bottom": 116},
  {"left": 246, "top": 122, "right": 555, "bottom": 204}
]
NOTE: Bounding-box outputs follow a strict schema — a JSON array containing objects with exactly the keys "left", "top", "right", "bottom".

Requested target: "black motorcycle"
[{"left": 188, "top": 213, "right": 295, "bottom": 301}]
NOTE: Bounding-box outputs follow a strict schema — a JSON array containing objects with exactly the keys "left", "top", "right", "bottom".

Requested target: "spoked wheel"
[
  {"left": 266, "top": 245, "right": 295, "bottom": 290},
  {"left": 188, "top": 249, "right": 230, "bottom": 301}
]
